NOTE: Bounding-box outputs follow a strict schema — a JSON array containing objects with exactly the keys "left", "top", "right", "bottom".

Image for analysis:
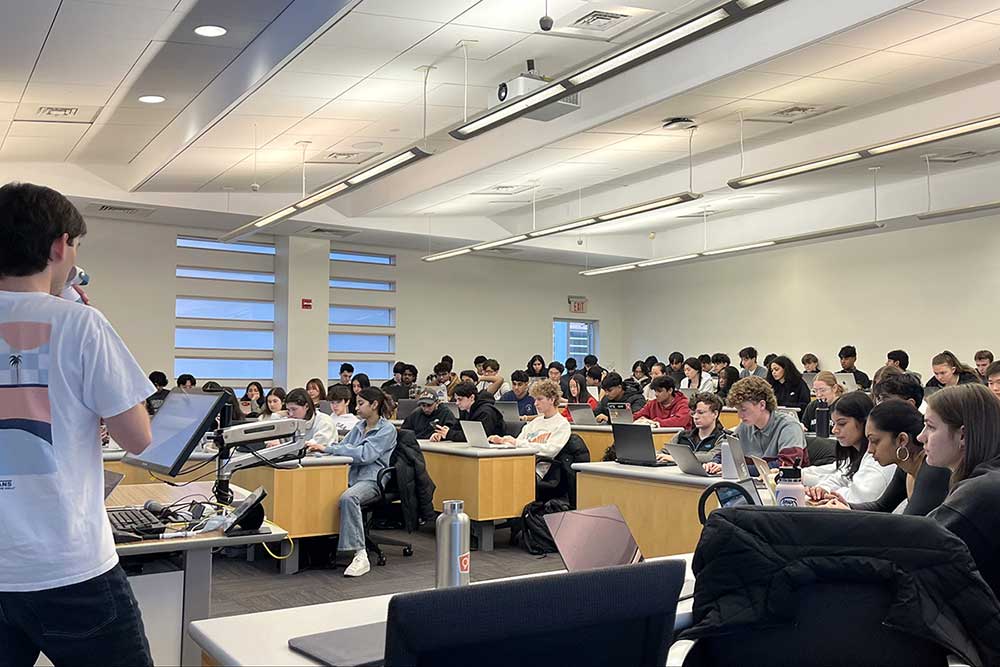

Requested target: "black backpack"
[{"left": 512, "top": 498, "right": 571, "bottom": 555}]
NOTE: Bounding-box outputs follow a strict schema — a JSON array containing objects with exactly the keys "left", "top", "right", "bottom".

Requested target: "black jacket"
[
  {"left": 851, "top": 461, "right": 950, "bottom": 516},
  {"left": 683, "top": 506, "right": 1000, "bottom": 666},
  {"left": 535, "top": 433, "right": 591, "bottom": 508},
  {"left": 595, "top": 388, "right": 646, "bottom": 419},
  {"left": 389, "top": 430, "right": 437, "bottom": 531},
  {"left": 926, "top": 371, "right": 981, "bottom": 388},
  {"left": 401, "top": 403, "right": 458, "bottom": 440},
  {"left": 669, "top": 424, "right": 730, "bottom": 463},
  {"left": 800, "top": 398, "right": 831, "bottom": 432},
  {"left": 930, "top": 461, "right": 1000, "bottom": 599},
  {"left": 446, "top": 393, "right": 505, "bottom": 441},
  {"left": 770, "top": 377, "right": 810, "bottom": 413}
]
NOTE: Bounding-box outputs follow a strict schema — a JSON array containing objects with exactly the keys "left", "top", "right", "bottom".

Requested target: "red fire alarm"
[{"left": 301, "top": 298, "right": 313, "bottom": 310}]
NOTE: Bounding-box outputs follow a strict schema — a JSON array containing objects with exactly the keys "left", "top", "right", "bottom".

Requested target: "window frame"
[
  {"left": 177, "top": 236, "right": 275, "bottom": 256},
  {"left": 329, "top": 304, "right": 396, "bottom": 328},
  {"left": 176, "top": 266, "right": 276, "bottom": 284},
  {"left": 329, "top": 249, "right": 396, "bottom": 266},
  {"left": 329, "top": 277, "right": 396, "bottom": 292},
  {"left": 176, "top": 296, "right": 276, "bottom": 322}
]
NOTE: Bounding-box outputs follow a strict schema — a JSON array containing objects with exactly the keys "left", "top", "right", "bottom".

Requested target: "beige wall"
[{"left": 623, "top": 214, "right": 1000, "bottom": 381}]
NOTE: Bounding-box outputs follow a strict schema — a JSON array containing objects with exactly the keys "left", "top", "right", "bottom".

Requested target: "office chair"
[
  {"left": 805, "top": 435, "right": 837, "bottom": 467},
  {"left": 384, "top": 559, "right": 686, "bottom": 667},
  {"left": 535, "top": 433, "right": 590, "bottom": 506},
  {"left": 361, "top": 459, "right": 413, "bottom": 567}
]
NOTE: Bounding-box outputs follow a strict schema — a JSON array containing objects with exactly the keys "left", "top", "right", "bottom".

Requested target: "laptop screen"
[{"left": 544, "top": 505, "right": 642, "bottom": 571}]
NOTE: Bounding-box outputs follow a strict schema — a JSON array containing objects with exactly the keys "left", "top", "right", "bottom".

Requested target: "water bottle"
[
  {"left": 436, "top": 500, "right": 470, "bottom": 588},
  {"left": 774, "top": 464, "right": 807, "bottom": 508},
  {"left": 60, "top": 265, "right": 89, "bottom": 302},
  {"left": 815, "top": 399, "right": 830, "bottom": 438}
]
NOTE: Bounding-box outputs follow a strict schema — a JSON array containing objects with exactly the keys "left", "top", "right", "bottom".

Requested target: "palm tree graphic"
[{"left": 9, "top": 354, "right": 22, "bottom": 384}]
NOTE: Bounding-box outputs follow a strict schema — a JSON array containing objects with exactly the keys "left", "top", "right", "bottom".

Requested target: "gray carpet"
[{"left": 210, "top": 524, "right": 565, "bottom": 618}]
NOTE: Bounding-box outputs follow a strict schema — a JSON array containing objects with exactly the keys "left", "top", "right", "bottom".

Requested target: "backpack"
[{"left": 512, "top": 498, "right": 571, "bottom": 555}]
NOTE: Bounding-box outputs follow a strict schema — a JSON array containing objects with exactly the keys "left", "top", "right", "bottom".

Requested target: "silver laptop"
[
  {"left": 834, "top": 373, "right": 859, "bottom": 392},
  {"left": 495, "top": 401, "right": 521, "bottom": 424},
  {"left": 587, "top": 385, "right": 600, "bottom": 400},
  {"left": 442, "top": 402, "right": 460, "bottom": 418},
  {"left": 568, "top": 404, "right": 598, "bottom": 425},
  {"left": 802, "top": 372, "right": 817, "bottom": 388},
  {"left": 460, "top": 420, "right": 513, "bottom": 449},
  {"left": 395, "top": 399, "right": 419, "bottom": 420},
  {"left": 678, "top": 387, "right": 696, "bottom": 399},
  {"left": 608, "top": 403, "right": 634, "bottom": 424},
  {"left": 664, "top": 443, "right": 716, "bottom": 477}
]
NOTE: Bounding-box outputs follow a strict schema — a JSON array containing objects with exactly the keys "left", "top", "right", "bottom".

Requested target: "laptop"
[
  {"left": 460, "top": 420, "right": 513, "bottom": 449},
  {"left": 612, "top": 423, "right": 671, "bottom": 467},
  {"left": 802, "top": 372, "right": 817, "bottom": 388},
  {"left": 664, "top": 443, "right": 716, "bottom": 477},
  {"left": 608, "top": 403, "right": 634, "bottom": 424},
  {"left": 834, "top": 372, "right": 859, "bottom": 392},
  {"left": 395, "top": 399, "right": 419, "bottom": 420},
  {"left": 678, "top": 387, "right": 696, "bottom": 399},
  {"left": 568, "top": 404, "right": 598, "bottom": 425},
  {"left": 587, "top": 385, "right": 600, "bottom": 400},
  {"left": 103, "top": 469, "right": 125, "bottom": 499},
  {"left": 494, "top": 401, "right": 521, "bottom": 424},
  {"left": 442, "top": 402, "right": 460, "bottom": 418}
]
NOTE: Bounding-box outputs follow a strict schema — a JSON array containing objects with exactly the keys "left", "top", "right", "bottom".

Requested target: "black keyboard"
[{"left": 108, "top": 507, "right": 166, "bottom": 538}]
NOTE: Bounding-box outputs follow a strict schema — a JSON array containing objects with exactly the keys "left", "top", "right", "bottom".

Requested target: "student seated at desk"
[
  {"left": 767, "top": 355, "right": 810, "bottom": 414},
  {"left": 711, "top": 353, "right": 731, "bottom": 376},
  {"left": 489, "top": 380, "right": 570, "bottom": 477},
  {"left": 716, "top": 366, "right": 740, "bottom": 401},
  {"left": 657, "top": 392, "right": 729, "bottom": 464},
  {"left": 526, "top": 354, "right": 547, "bottom": 380},
  {"left": 800, "top": 371, "right": 844, "bottom": 431},
  {"left": 801, "top": 353, "right": 820, "bottom": 373},
  {"left": 738, "top": 347, "right": 768, "bottom": 379},
  {"left": 499, "top": 370, "right": 537, "bottom": 417},
  {"left": 285, "top": 388, "right": 337, "bottom": 448},
  {"left": 585, "top": 365, "right": 604, "bottom": 395},
  {"left": 431, "top": 361, "right": 460, "bottom": 400},
  {"left": 402, "top": 389, "right": 458, "bottom": 439},
  {"left": 974, "top": 349, "right": 994, "bottom": 383},
  {"left": 986, "top": 361, "right": 1000, "bottom": 401},
  {"left": 819, "top": 399, "right": 950, "bottom": 515},
  {"left": 477, "top": 358, "right": 510, "bottom": 399},
  {"left": 308, "top": 388, "right": 397, "bottom": 578},
  {"left": 258, "top": 387, "right": 287, "bottom": 420},
  {"left": 145, "top": 370, "right": 170, "bottom": 415},
  {"left": 459, "top": 369, "right": 479, "bottom": 386},
  {"left": 328, "top": 385, "right": 360, "bottom": 433},
  {"left": 630, "top": 360, "right": 651, "bottom": 391},
  {"left": 547, "top": 361, "right": 565, "bottom": 386},
  {"left": 804, "top": 392, "right": 895, "bottom": 504},
  {"left": 632, "top": 376, "right": 691, "bottom": 428},
  {"left": 837, "top": 345, "right": 871, "bottom": 390},
  {"left": 926, "top": 350, "right": 980, "bottom": 389},
  {"left": 680, "top": 357, "right": 715, "bottom": 393},
  {"left": 177, "top": 372, "right": 197, "bottom": 389},
  {"left": 594, "top": 372, "right": 646, "bottom": 423},
  {"left": 922, "top": 384, "right": 1000, "bottom": 597},
  {"left": 239, "top": 381, "right": 264, "bottom": 418},
  {"left": 873, "top": 372, "right": 924, "bottom": 408},
  {"left": 430, "top": 383, "right": 504, "bottom": 442},
  {"left": 306, "top": 377, "right": 333, "bottom": 415},
  {"left": 667, "top": 351, "right": 685, "bottom": 386},
  {"left": 349, "top": 374, "right": 371, "bottom": 413},
  {"left": 561, "top": 373, "right": 597, "bottom": 421},
  {"left": 885, "top": 349, "right": 922, "bottom": 383},
  {"left": 380, "top": 361, "right": 406, "bottom": 391},
  {"left": 642, "top": 362, "right": 666, "bottom": 400}
]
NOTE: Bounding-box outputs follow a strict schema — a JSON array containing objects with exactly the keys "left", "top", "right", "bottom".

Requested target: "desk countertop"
[
  {"left": 190, "top": 555, "right": 695, "bottom": 667},
  {"left": 572, "top": 461, "right": 720, "bottom": 488},
  {"left": 570, "top": 424, "right": 682, "bottom": 434},
  {"left": 104, "top": 449, "right": 352, "bottom": 468},
  {"left": 103, "top": 449, "right": 215, "bottom": 463},
  {"left": 418, "top": 440, "right": 538, "bottom": 458}
]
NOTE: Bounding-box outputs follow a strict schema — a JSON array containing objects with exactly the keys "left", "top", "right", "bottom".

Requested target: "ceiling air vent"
[
  {"left": 473, "top": 184, "right": 535, "bottom": 196},
  {"left": 927, "top": 149, "right": 1000, "bottom": 164},
  {"left": 746, "top": 104, "right": 845, "bottom": 124},
  {"left": 14, "top": 104, "right": 102, "bottom": 123},
  {"left": 306, "top": 227, "right": 360, "bottom": 239},
  {"left": 553, "top": 4, "right": 659, "bottom": 40},
  {"left": 83, "top": 203, "right": 155, "bottom": 219},
  {"left": 676, "top": 209, "right": 718, "bottom": 219},
  {"left": 309, "top": 151, "right": 381, "bottom": 165},
  {"left": 37, "top": 106, "right": 79, "bottom": 118}
]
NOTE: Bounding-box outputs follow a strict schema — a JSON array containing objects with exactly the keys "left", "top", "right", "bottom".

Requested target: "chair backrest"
[
  {"left": 805, "top": 435, "right": 837, "bottom": 467},
  {"left": 384, "top": 559, "right": 686, "bottom": 667}
]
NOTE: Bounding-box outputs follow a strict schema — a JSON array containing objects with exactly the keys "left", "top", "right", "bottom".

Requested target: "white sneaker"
[{"left": 344, "top": 549, "right": 370, "bottom": 577}]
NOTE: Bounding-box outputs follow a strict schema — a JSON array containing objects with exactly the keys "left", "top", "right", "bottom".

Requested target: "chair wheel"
[
  {"left": 402, "top": 547, "right": 413, "bottom": 557},
  {"left": 376, "top": 554, "right": 387, "bottom": 566}
]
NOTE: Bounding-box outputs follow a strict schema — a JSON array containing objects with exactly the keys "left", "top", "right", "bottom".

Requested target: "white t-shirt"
[
  {"left": 516, "top": 412, "right": 571, "bottom": 477},
  {"left": 331, "top": 411, "right": 360, "bottom": 433},
  {"left": 0, "top": 291, "right": 153, "bottom": 591}
]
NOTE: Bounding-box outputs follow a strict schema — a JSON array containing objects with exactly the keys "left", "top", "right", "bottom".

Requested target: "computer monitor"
[{"left": 122, "top": 390, "right": 226, "bottom": 476}]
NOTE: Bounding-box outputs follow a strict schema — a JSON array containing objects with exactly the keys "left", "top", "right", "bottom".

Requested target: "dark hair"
[
  {"left": 767, "top": 355, "right": 803, "bottom": 388},
  {"left": 738, "top": 347, "right": 757, "bottom": 361},
  {"left": 148, "top": 371, "right": 168, "bottom": 388},
  {"left": 306, "top": 378, "right": 326, "bottom": 402},
  {"left": 830, "top": 391, "right": 874, "bottom": 479},
  {"left": 682, "top": 357, "right": 703, "bottom": 386},
  {"left": 586, "top": 366, "right": 604, "bottom": 382},
  {"left": 668, "top": 352, "right": 684, "bottom": 365},
  {"left": 718, "top": 366, "right": 740, "bottom": 393},
  {"left": 433, "top": 362, "right": 450, "bottom": 375},
  {"left": 261, "top": 387, "right": 287, "bottom": 418},
  {"left": 568, "top": 374, "right": 589, "bottom": 403},
  {"left": 483, "top": 358, "right": 500, "bottom": 373},
  {"left": 801, "top": 353, "right": 818, "bottom": 366},
  {"left": 873, "top": 373, "right": 924, "bottom": 407},
  {"left": 698, "top": 354, "right": 712, "bottom": 366},
  {"left": 762, "top": 353, "right": 777, "bottom": 368},
  {"left": 357, "top": 387, "right": 391, "bottom": 417},
  {"left": 392, "top": 361, "right": 406, "bottom": 374},
  {"left": 583, "top": 354, "right": 598, "bottom": 366},
  {"left": 527, "top": 354, "right": 547, "bottom": 376},
  {"left": 352, "top": 374, "right": 371, "bottom": 390},
  {"left": 565, "top": 358, "right": 578, "bottom": 372},
  {"left": 510, "top": 370, "right": 529, "bottom": 383},
  {"left": 651, "top": 362, "right": 668, "bottom": 375},
  {"left": 650, "top": 375, "right": 676, "bottom": 392},
  {"left": 926, "top": 384, "right": 1000, "bottom": 484},
  {"left": 974, "top": 350, "right": 994, "bottom": 363},
  {"left": 474, "top": 355, "right": 488, "bottom": 366},
  {"left": 631, "top": 360, "right": 649, "bottom": 376},
  {"left": 339, "top": 363, "right": 354, "bottom": 374},
  {"left": 931, "top": 350, "right": 977, "bottom": 376},
  {"left": 886, "top": 349, "right": 909, "bottom": 369},
  {"left": 839, "top": 345, "right": 858, "bottom": 359},
  {"left": 690, "top": 391, "right": 723, "bottom": 415},
  {"left": 177, "top": 374, "right": 196, "bottom": 387},
  {"left": 285, "top": 388, "right": 316, "bottom": 420},
  {"left": 868, "top": 399, "right": 924, "bottom": 454},
  {"left": 711, "top": 353, "right": 730, "bottom": 366},
  {"left": 202, "top": 381, "right": 222, "bottom": 392},
  {"left": 601, "top": 372, "right": 625, "bottom": 391},
  {"left": 328, "top": 384, "right": 352, "bottom": 402},
  {"left": 453, "top": 382, "right": 477, "bottom": 399},
  {"left": 403, "top": 364, "right": 418, "bottom": 378},
  {"left": 548, "top": 361, "right": 565, "bottom": 374},
  {"left": 459, "top": 369, "right": 479, "bottom": 383},
  {"left": 240, "top": 381, "right": 264, "bottom": 403},
  {"left": 0, "top": 182, "right": 87, "bottom": 278},
  {"left": 644, "top": 354, "right": 658, "bottom": 366},
  {"left": 441, "top": 354, "right": 454, "bottom": 365},
  {"left": 986, "top": 361, "right": 1000, "bottom": 380}
]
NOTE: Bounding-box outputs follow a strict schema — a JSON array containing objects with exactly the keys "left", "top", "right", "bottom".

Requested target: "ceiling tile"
[
  {"left": 0, "top": 135, "right": 77, "bottom": 161},
  {"left": 285, "top": 117, "right": 373, "bottom": 137},
  {"left": 0, "top": 102, "right": 16, "bottom": 120},
  {"left": 372, "top": 52, "right": 498, "bottom": 86},
  {"left": 355, "top": 0, "right": 480, "bottom": 22},
  {"left": 353, "top": 103, "right": 464, "bottom": 139},
  {"left": 866, "top": 57, "right": 989, "bottom": 88},
  {"left": 314, "top": 13, "right": 442, "bottom": 52},
  {"left": 592, "top": 94, "right": 736, "bottom": 134},
  {"left": 888, "top": 19, "right": 1000, "bottom": 57},
  {"left": 339, "top": 78, "right": 437, "bottom": 104},
  {"left": 55, "top": 0, "right": 172, "bottom": 41},
  {"left": 31, "top": 38, "right": 151, "bottom": 87},
  {"left": 310, "top": 98, "right": 406, "bottom": 121},
  {"left": 609, "top": 133, "right": 692, "bottom": 152},
  {"left": 263, "top": 71, "right": 363, "bottom": 100},
  {"left": 21, "top": 82, "right": 115, "bottom": 106},
  {"left": 825, "top": 9, "right": 961, "bottom": 50},
  {"left": 284, "top": 46, "right": 398, "bottom": 77},
  {"left": 98, "top": 104, "right": 178, "bottom": 126},
  {"left": 236, "top": 93, "right": 328, "bottom": 117},
  {"left": 815, "top": 51, "right": 933, "bottom": 82},
  {"left": 754, "top": 43, "right": 875, "bottom": 77},
  {"left": 7, "top": 120, "right": 89, "bottom": 140},
  {"left": 752, "top": 76, "right": 891, "bottom": 106},
  {"left": 453, "top": 0, "right": 587, "bottom": 34},
  {"left": 944, "top": 34, "right": 1000, "bottom": 63},
  {"left": 122, "top": 42, "right": 240, "bottom": 109},
  {"left": 978, "top": 9, "right": 1000, "bottom": 23},
  {"left": 694, "top": 71, "right": 800, "bottom": 99},
  {"left": 485, "top": 33, "right": 616, "bottom": 81},
  {"left": 323, "top": 135, "right": 412, "bottom": 156},
  {"left": 409, "top": 24, "right": 528, "bottom": 61},
  {"left": 196, "top": 115, "right": 302, "bottom": 149},
  {"left": 552, "top": 132, "right": 630, "bottom": 150},
  {"left": 913, "top": 0, "right": 1000, "bottom": 19},
  {"left": 0, "top": 81, "right": 25, "bottom": 102},
  {"left": 71, "top": 123, "right": 161, "bottom": 162},
  {"left": 0, "top": 0, "right": 59, "bottom": 84},
  {"left": 424, "top": 83, "right": 491, "bottom": 109}
]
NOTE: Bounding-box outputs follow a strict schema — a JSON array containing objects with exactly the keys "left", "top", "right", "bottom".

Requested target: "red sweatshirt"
[{"left": 633, "top": 392, "right": 691, "bottom": 428}]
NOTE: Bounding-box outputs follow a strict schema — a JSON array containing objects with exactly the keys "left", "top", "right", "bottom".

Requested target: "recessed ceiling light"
[
  {"left": 138, "top": 95, "right": 165, "bottom": 104},
  {"left": 194, "top": 25, "right": 227, "bottom": 37}
]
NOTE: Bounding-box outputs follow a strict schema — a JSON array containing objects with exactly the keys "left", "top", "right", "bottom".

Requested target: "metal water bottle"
[
  {"left": 815, "top": 399, "right": 830, "bottom": 438},
  {"left": 436, "top": 500, "right": 470, "bottom": 588}
]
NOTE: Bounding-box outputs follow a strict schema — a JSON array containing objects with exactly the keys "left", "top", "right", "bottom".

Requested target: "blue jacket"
[{"left": 324, "top": 417, "right": 397, "bottom": 485}]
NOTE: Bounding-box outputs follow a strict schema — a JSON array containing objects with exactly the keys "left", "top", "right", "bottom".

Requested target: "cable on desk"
[{"left": 262, "top": 535, "right": 294, "bottom": 560}]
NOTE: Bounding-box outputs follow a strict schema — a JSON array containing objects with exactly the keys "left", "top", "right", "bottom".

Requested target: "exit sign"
[
  {"left": 301, "top": 298, "right": 313, "bottom": 310},
  {"left": 568, "top": 296, "right": 588, "bottom": 314}
]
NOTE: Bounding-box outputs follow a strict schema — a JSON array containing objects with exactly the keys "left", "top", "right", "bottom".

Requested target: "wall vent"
[
  {"left": 83, "top": 203, "right": 155, "bottom": 219},
  {"left": 746, "top": 104, "right": 845, "bottom": 124}
]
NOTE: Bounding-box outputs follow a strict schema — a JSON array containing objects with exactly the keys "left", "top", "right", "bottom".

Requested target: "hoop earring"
[{"left": 895, "top": 446, "right": 911, "bottom": 463}]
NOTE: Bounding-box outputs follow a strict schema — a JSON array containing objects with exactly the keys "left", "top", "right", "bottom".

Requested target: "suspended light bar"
[
  {"left": 636, "top": 253, "right": 700, "bottom": 268},
  {"left": 346, "top": 149, "right": 427, "bottom": 185},
  {"left": 472, "top": 234, "right": 529, "bottom": 251},
  {"left": 917, "top": 200, "right": 1000, "bottom": 221},
  {"left": 252, "top": 207, "right": 297, "bottom": 228},
  {"left": 527, "top": 218, "right": 597, "bottom": 238},
  {"left": 597, "top": 195, "right": 689, "bottom": 221},
  {"left": 580, "top": 263, "right": 638, "bottom": 276},
  {"left": 452, "top": 85, "right": 570, "bottom": 138},
  {"left": 295, "top": 182, "right": 348, "bottom": 209},
  {"left": 701, "top": 241, "right": 774, "bottom": 256},
  {"left": 729, "top": 153, "right": 863, "bottom": 188},
  {"left": 423, "top": 247, "right": 474, "bottom": 262},
  {"left": 868, "top": 113, "right": 1000, "bottom": 156}
]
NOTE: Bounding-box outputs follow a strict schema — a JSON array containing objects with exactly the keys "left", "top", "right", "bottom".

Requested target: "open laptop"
[
  {"left": 612, "top": 423, "right": 670, "bottom": 467},
  {"left": 834, "top": 372, "right": 859, "bottom": 392},
  {"left": 801, "top": 372, "right": 817, "bottom": 389},
  {"left": 664, "top": 443, "right": 716, "bottom": 477},
  {"left": 494, "top": 401, "right": 521, "bottom": 424},
  {"left": 678, "top": 387, "right": 696, "bottom": 399},
  {"left": 608, "top": 403, "right": 634, "bottom": 424},
  {"left": 395, "top": 399, "right": 419, "bottom": 420},
  {"left": 568, "top": 404, "right": 598, "bottom": 425},
  {"left": 460, "top": 420, "right": 514, "bottom": 449},
  {"left": 442, "top": 402, "right": 460, "bottom": 418}
]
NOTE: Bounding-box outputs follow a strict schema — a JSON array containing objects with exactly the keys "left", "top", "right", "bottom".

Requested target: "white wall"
[{"left": 623, "top": 214, "right": 1000, "bottom": 380}]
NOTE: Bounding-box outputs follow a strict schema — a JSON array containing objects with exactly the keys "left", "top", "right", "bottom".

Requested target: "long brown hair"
[
  {"left": 926, "top": 383, "right": 1000, "bottom": 485},
  {"left": 931, "top": 350, "right": 976, "bottom": 377}
]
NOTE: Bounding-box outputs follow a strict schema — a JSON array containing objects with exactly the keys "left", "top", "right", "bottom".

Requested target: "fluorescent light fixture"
[
  {"left": 917, "top": 200, "right": 1000, "bottom": 221},
  {"left": 776, "top": 222, "right": 879, "bottom": 244},
  {"left": 580, "top": 263, "right": 638, "bottom": 276},
  {"left": 423, "top": 248, "right": 473, "bottom": 262},
  {"left": 138, "top": 95, "right": 165, "bottom": 104},
  {"left": 729, "top": 152, "right": 863, "bottom": 188},
  {"left": 252, "top": 206, "right": 297, "bottom": 228},
  {"left": 567, "top": 8, "right": 729, "bottom": 86},
  {"left": 452, "top": 85, "right": 569, "bottom": 138},
  {"left": 736, "top": 0, "right": 767, "bottom": 7},
  {"left": 527, "top": 218, "right": 597, "bottom": 238},
  {"left": 702, "top": 241, "right": 775, "bottom": 255},
  {"left": 868, "top": 113, "right": 1000, "bottom": 155},
  {"left": 472, "top": 235, "right": 529, "bottom": 251},
  {"left": 346, "top": 149, "right": 424, "bottom": 186},
  {"left": 598, "top": 196, "right": 688, "bottom": 221},
  {"left": 194, "top": 25, "right": 227, "bottom": 37},
  {"left": 295, "top": 182, "right": 349, "bottom": 209},
  {"left": 636, "top": 253, "right": 700, "bottom": 268}
]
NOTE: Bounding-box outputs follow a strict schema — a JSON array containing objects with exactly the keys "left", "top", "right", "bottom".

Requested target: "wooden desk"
[
  {"left": 231, "top": 456, "right": 352, "bottom": 575},
  {"left": 720, "top": 408, "right": 740, "bottom": 430},
  {"left": 107, "top": 482, "right": 286, "bottom": 667},
  {"left": 571, "top": 425, "right": 681, "bottom": 463},
  {"left": 419, "top": 441, "right": 536, "bottom": 551},
  {"left": 573, "top": 462, "right": 717, "bottom": 558},
  {"left": 104, "top": 450, "right": 216, "bottom": 484}
]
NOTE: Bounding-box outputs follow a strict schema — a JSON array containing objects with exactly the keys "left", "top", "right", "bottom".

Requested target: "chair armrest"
[
  {"left": 375, "top": 466, "right": 395, "bottom": 497},
  {"left": 666, "top": 639, "right": 697, "bottom": 667}
]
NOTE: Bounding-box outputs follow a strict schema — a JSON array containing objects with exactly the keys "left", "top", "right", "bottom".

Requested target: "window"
[
  {"left": 330, "top": 333, "right": 394, "bottom": 354},
  {"left": 329, "top": 360, "right": 393, "bottom": 381},
  {"left": 329, "top": 305, "right": 394, "bottom": 327},
  {"left": 176, "top": 328, "right": 274, "bottom": 350},
  {"left": 177, "top": 237, "right": 275, "bottom": 255},
  {"left": 553, "top": 319, "right": 598, "bottom": 367},
  {"left": 177, "top": 267, "right": 275, "bottom": 284},
  {"left": 329, "top": 250, "right": 395, "bottom": 265},
  {"left": 329, "top": 277, "right": 395, "bottom": 292},
  {"left": 176, "top": 297, "right": 274, "bottom": 322},
  {"left": 174, "top": 358, "right": 274, "bottom": 381}
]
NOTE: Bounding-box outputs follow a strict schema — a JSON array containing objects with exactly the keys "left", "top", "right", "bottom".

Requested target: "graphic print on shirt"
[{"left": 0, "top": 322, "right": 55, "bottom": 475}]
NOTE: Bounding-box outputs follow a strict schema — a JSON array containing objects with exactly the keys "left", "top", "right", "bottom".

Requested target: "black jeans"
[{"left": 0, "top": 565, "right": 152, "bottom": 667}]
